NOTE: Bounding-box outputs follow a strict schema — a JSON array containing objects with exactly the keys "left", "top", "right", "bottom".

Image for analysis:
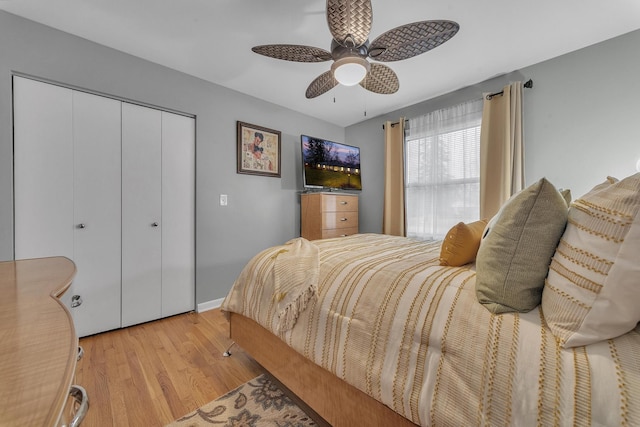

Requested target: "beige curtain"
[
  {"left": 383, "top": 118, "right": 406, "bottom": 236},
  {"left": 480, "top": 81, "right": 525, "bottom": 219}
]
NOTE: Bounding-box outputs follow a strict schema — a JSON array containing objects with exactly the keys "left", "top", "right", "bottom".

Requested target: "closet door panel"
[
  {"left": 72, "top": 91, "right": 122, "bottom": 337},
  {"left": 13, "top": 77, "right": 74, "bottom": 260},
  {"left": 121, "top": 103, "right": 162, "bottom": 327},
  {"left": 161, "top": 112, "right": 195, "bottom": 317}
]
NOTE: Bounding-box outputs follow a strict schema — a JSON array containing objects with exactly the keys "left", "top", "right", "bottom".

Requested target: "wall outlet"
[{"left": 219, "top": 194, "right": 228, "bottom": 206}]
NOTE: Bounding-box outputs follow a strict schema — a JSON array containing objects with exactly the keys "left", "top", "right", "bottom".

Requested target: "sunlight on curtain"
[
  {"left": 383, "top": 119, "right": 406, "bottom": 236},
  {"left": 405, "top": 99, "right": 483, "bottom": 240},
  {"left": 480, "top": 81, "right": 525, "bottom": 219}
]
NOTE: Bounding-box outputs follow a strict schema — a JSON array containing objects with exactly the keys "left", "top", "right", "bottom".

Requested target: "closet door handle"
[
  {"left": 77, "top": 223, "right": 86, "bottom": 229},
  {"left": 151, "top": 222, "right": 159, "bottom": 227}
]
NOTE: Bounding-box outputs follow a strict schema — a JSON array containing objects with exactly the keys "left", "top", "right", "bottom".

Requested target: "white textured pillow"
[{"left": 541, "top": 173, "right": 640, "bottom": 347}]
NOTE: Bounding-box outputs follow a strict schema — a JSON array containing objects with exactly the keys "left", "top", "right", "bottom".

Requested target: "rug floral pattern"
[{"left": 167, "top": 374, "right": 317, "bottom": 427}]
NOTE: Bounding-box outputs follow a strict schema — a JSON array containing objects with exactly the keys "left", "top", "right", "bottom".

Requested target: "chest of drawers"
[{"left": 301, "top": 192, "right": 359, "bottom": 240}]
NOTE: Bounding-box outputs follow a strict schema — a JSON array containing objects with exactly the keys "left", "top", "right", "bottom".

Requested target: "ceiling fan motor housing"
[{"left": 331, "top": 39, "right": 369, "bottom": 61}]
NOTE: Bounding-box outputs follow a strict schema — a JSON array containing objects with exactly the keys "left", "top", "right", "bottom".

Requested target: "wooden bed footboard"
[{"left": 229, "top": 313, "right": 419, "bottom": 427}]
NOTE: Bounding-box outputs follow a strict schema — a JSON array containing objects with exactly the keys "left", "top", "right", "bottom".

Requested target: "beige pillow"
[
  {"left": 542, "top": 173, "right": 640, "bottom": 347},
  {"left": 475, "top": 178, "right": 569, "bottom": 314},
  {"left": 560, "top": 188, "right": 572, "bottom": 206},
  {"left": 439, "top": 219, "right": 488, "bottom": 266}
]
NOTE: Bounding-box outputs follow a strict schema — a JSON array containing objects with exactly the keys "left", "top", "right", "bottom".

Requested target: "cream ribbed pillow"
[
  {"left": 542, "top": 173, "right": 640, "bottom": 347},
  {"left": 475, "top": 178, "right": 569, "bottom": 314}
]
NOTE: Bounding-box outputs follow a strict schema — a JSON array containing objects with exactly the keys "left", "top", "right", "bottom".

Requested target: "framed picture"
[{"left": 237, "top": 121, "right": 281, "bottom": 177}]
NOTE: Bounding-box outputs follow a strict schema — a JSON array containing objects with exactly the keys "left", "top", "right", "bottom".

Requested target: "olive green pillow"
[{"left": 475, "top": 178, "right": 568, "bottom": 314}]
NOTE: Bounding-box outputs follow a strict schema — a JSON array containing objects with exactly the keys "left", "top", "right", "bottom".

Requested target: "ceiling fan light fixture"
[{"left": 331, "top": 57, "right": 371, "bottom": 86}]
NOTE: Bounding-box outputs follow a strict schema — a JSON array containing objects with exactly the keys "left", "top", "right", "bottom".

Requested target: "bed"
[{"left": 222, "top": 174, "right": 640, "bottom": 426}]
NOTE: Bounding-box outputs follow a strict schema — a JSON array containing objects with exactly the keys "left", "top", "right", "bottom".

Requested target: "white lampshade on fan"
[{"left": 331, "top": 57, "right": 371, "bottom": 86}]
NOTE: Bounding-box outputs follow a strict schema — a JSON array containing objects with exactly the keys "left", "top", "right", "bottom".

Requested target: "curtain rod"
[
  {"left": 382, "top": 79, "right": 534, "bottom": 129},
  {"left": 486, "top": 79, "right": 533, "bottom": 100},
  {"left": 383, "top": 120, "right": 408, "bottom": 130}
]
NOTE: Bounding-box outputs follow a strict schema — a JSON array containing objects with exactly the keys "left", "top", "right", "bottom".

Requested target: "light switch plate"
[{"left": 220, "top": 194, "right": 228, "bottom": 206}]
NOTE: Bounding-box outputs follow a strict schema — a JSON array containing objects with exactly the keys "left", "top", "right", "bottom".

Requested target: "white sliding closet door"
[
  {"left": 72, "top": 91, "right": 122, "bottom": 337},
  {"left": 14, "top": 77, "right": 123, "bottom": 337},
  {"left": 14, "top": 76, "right": 195, "bottom": 334},
  {"left": 121, "top": 103, "right": 162, "bottom": 327},
  {"left": 161, "top": 112, "right": 195, "bottom": 317},
  {"left": 14, "top": 77, "right": 74, "bottom": 260}
]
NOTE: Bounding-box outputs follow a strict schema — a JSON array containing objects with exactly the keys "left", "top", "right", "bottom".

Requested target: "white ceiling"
[{"left": 2, "top": 0, "right": 640, "bottom": 127}]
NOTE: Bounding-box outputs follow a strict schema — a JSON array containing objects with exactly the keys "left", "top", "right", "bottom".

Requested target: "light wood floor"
[{"left": 76, "top": 309, "right": 265, "bottom": 426}]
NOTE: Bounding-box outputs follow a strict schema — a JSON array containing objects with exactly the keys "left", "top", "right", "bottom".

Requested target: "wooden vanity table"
[{"left": 0, "top": 256, "right": 88, "bottom": 426}]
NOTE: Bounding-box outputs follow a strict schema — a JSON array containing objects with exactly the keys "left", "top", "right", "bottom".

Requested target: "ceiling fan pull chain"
[{"left": 363, "top": 76, "right": 367, "bottom": 116}]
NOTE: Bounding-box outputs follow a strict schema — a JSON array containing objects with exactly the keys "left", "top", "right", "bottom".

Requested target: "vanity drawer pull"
[{"left": 68, "top": 385, "right": 89, "bottom": 427}]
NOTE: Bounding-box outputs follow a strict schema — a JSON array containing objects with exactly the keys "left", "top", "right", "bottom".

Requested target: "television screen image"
[{"left": 301, "top": 135, "right": 362, "bottom": 191}]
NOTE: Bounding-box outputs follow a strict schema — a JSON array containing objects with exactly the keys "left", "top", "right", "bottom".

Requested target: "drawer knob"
[
  {"left": 340, "top": 217, "right": 348, "bottom": 221},
  {"left": 340, "top": 201, "right": 348, "bottom": 205},
  {"left": 71, "top": 295, "right": 83, "bottom": 308}
]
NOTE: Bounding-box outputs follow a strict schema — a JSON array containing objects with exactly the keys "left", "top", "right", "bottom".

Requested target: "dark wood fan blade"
[
  {"left": 327, "top": 0, "right": 372, "bottom": 47},
  {"left": 252, "top": 44, "right": 332, "bottom": 62},
  {"left": 306, "top": 71, "right": 339, "bottom": 98},
  {"left": 369, "top": 20, "right": 459, "bottom": 62},
  {"left": 359, "top": 63, "right": 399, "bottom": 94}
]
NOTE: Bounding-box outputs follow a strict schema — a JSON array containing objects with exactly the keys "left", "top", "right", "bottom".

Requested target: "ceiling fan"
[{"left": 252, "top": 0, "right": 460, "bottom": 99}]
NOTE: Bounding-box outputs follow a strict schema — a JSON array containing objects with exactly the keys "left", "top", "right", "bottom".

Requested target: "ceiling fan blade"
[
  {"left": 306, "top": 71, "right": 339, "bottom": 98},
  {"left": 252, "top": 44, "right": 332, "bottom": 62},
  {"left": 368, "top": 20, "right": 459, "bottom": 62},
  {"left": 326, "top": 0, "right": 372, "bottom": 47},
  {"left": 359, "top": 63, "right": 399, "bottom": 94}
]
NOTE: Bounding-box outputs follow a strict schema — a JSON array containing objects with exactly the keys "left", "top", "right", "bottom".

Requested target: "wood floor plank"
[{"left": 76, "top": 309, "right": 264, "bottom": 426}]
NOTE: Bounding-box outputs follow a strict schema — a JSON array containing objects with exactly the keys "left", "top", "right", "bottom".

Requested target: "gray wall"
[
  {"left": 347, "top": 29, "right": 640, "bottom": 233},
  {"left": 3, "top": 10, "right": 639, "bottom": 303},
  {"left": 0, "top": 11, "right": 344, "bottom": 303}
]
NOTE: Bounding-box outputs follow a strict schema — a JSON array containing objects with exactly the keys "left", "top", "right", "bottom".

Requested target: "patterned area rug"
[{"left": 166, "top": 374, "right": 318, "bottom": 427}]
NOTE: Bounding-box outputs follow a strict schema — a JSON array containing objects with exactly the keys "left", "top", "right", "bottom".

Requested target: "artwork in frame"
[{"left": 237, "top": 121, "right": 281, "bottom": 177}]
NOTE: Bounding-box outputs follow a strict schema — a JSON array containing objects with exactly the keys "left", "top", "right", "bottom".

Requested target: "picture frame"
[{"left": 237, "top": 121, "right": 281, "bottom": 177}]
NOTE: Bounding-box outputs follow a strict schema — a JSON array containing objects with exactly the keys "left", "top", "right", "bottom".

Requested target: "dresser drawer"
[
  {"left": 301, "top": 192, "right": 359, "bottom": 240},
  {"left": 320, "top": 194, "right": 358, "bottom": 213},
  {"left": 322, "top": 227, "right": 358, "bottom": 239},
  {"left": 322, "top": 211, "right": 358, "bottom": 229}
]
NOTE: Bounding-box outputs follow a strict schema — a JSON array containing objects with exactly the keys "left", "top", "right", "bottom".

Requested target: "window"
[{"left": 405, "top": 99, "right": 483, "bottom": 240}]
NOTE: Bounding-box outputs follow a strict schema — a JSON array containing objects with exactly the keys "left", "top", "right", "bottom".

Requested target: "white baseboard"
[{"left": 197, "top": 298, "right": 224, "bottom": 313}]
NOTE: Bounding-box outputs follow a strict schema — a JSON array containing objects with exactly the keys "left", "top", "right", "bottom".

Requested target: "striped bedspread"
[{"left": 221, "top": 233, "right": 640, "bottom": 426}]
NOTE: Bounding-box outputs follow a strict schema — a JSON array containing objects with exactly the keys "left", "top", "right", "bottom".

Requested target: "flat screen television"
[{"left": 301, "top": 135, "right": 362, "bottom": 191}]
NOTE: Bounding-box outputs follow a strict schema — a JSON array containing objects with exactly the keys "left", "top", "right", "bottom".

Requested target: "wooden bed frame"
[{"left": 229, "top": 312, "right": 419, "bottom": 427}]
